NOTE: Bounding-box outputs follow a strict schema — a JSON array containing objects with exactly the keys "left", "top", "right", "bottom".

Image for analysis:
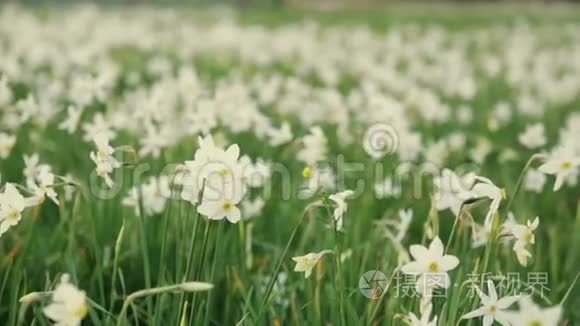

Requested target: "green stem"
[
  {"left": 504, "top": 153, "right": 542, "bottom": 215},
  {"left": 136, "top": 179, "right": 153, "bottom": 321},
  {"left": 445, "top": 204, "right": 466, "bottom": 254},
  {"left": 188, "top": 219, "right": 213, "bottom": 325},
  {"left": 203, "top": 222, "right": 224, "bottom": 326},
  {"left": 324, "top": 199, "right": 347, "bottom": 325},
  {"left": 256, "top": 201, "right": 320, "bottom": 321}
]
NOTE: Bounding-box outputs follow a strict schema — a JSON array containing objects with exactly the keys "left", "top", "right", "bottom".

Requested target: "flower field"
[{"left": 0, "top": 5, "right": 579, "bottom": 326}]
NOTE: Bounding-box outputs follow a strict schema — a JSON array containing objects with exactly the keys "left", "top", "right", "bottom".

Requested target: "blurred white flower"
[
  {"left": 292, "top": 250, "right": 333, "bottom": 279},
  {"left": 523, "top": 169, "right": 546, "bottom": 193},
  {"left": 471, "top": 221, "right": 492, "bottom": 248},
  {"left": 27, "top": 166, "right": 59, "bottom": 206},
  {"left": 240, "top": 156, "right": 271, "bottom": 188},
  {"left": 299, "top": 166, "right": 335, "bottom": 199},
  {"left": 0, "top": 76, "right": 13, "bottom": 106},
  {"left": 16, "top": 95, "right": 38, "bottom": 124},
  {"left": 186, "top": 98, "right": 218, "bottom": 136},
  {"left": 374, "top": 177, "right": 401, "bottom": 199},
  {"left": 43, "top": 274, "right": 88, "bottom": 326},
  {"left": 0, "top": 133, "right": 16, "bottom": 159},
  {"left": 59, "top": 105, "right": 83, "bottom": 134},
  {"left": 297, "top": 126, "right": 327, "bottom": 166},
  {"left": 518, "top": 123, "right": 546, "bottom": 149},
  {"left": 241, "top": 197, "right": 265, "bottom": 219},
  {"left": 266, "top": 122, "right": 293, "bottom": 147},
  {"left": 446, "top": 132, "right": 466, "bottom": 151},
  {"left": 123, "top": 176, "right": 171, "bottom": 216},
  {"left": 506, "top": 297, "right": 561, "bottom": 326},
  {"left": 23, "top": 153, "right": 41, "bottom": 181},
  {"left": 492, "top": 102, "right": 512, "bottom": 126},
  {"left": 433, "top": 169, "right": 476, "bottom": 216},
  {"left": 89, "top": 132, "right": 120, "bottom": 188},
  {"left": 0, "top": 183, "right": 32, "bottom": 237},
  {"left": 470, "top": 138, "right": 492, "bottom": 164},
  {"left": 82, "top": 113, "right": 116, "bottom": 143},
  {"left": 328, "top": 189, "right": 354, "bottom": 231},
  {"left": 395, "top": 209, "right": 413, "bottom": 242}
]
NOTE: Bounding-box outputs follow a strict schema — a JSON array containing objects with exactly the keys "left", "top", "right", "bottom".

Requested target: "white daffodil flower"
[
  {"left": 197, "top": 183, "right": 244, "bottom": 223},
  {"left": 0, "top": 183, "right": 34, "bottom": 238},
  {"left": 180, "top": 135, "right": 247, "bottom": 223},
  {"left": 27, "top": 168, "right": 59, "bottom": 206},
  {"left": 401, "top": 236, "right": 460, "bottom": 295},
  {"left": 511, "top": 216, "right": 539, "bottom": 246},
  {"left": 433, "top": 169, "right": 476, "bottom": 216},
  {"left": 89, "top": 132, "right": 120, "bottom": 188},
  {"left": 43, "top": 274, "right": 88, "bottom": 326},
  {"left": 509, "top": 217, "right": 539, "bottom": 266},
  {"left": 291, "top": 250, "right": 333, "bottom": 279},
  {"left": 538, "top": 144, "right": 580, "bottom": 191},
  {"left": 328, "top": 189, "right": 354, "bottom": 231},
  {"left": 471, "top": 176, "right": 506, "bottom": 226},
  {"left": 180, "top": 134, "right": 244, "bottom": 206},
  {"left": 461, "top": 280, "right": 519, "bottom": 326}
]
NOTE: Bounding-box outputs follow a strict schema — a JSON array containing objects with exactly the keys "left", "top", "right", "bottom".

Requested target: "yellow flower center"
[
  {"left": 528, "top": 321, "right": 542, "bottom": 326},
  {"left": 73, "top": 303, "right": 88, "bottom": 318},
  {"left": 428, "top": 262, "right": 439, "bottom": 272},
  {"left": 302, "top": 167, "right": 313, "bottom": 179},
  {"left": 97, "top": 150, "right": 107, "bottom": 161},
  {"left": 561, "top": 160, "right": 571, "bottom": 170},
  {"left": 488, "top": 305, "right": 497, "bottom": 313},
  {"left": 8, "top": 210, "right": 19, "bottom": 219},
  {"left": 219, "top": 168, "right": 230, "bottom": 176},
  {"left": 524, "top": 230, "right": 534, "bottom": 243},
  {"left": 500, "top": 188, "right": 507, "bottom": 200},
  {"left": 222, "top": 201, "right": 233, "bottom": 211}
]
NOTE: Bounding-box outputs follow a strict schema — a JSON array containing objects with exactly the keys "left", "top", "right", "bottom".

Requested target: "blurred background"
[{"left": 4, "top": 0, "right": 580, "bottom": 7}]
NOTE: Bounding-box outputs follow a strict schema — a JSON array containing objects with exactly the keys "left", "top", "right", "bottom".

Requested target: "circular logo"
[
  {"left": 362, "top": 123, "right": 399, "bottom": 159},
  {"left": 359, "top": 270, "right": 388, "bottom": 299}
]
